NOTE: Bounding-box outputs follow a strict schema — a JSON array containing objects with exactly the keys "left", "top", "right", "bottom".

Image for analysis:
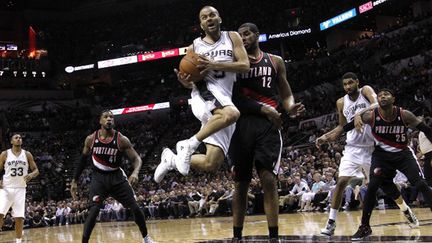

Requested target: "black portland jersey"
[
  {"left": 238, "top": 52, "right": 279, "bottom": 108},
  {"left": 372, "top": 106, "right": 408, "bottom": 152},
  {"left": 91, "top": 130, "right": 123, "bottom": 171}
]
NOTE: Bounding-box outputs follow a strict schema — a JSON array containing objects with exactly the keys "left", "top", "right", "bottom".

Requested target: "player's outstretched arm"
[
  {"left": 0, "top": 151, "right": 6, "bottom": 189},
  {"left": 402, "top": 110, "right": 432, "bottom": 143},
  {"left": 316, "top": 98, "right": 346, "bottom": 147},
  {"left": 197, "top": 32, "right": 249, "bottom": 74},
  {"left": 272, "top": 54, "right": 305, "bottom": 117},
  {"left": 24, "top": 151, "right": 39, "bottom": 183},
  {"left": 120, "top": 135, "right": 142, "bottom": 186},
  {"left": 71, "top": 134, "right": 92, "bottom": 200}
]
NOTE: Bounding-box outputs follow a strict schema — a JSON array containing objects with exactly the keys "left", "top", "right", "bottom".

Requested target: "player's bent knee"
[{"left": 222, "top": 107, "right": 240, "bottom": 124}]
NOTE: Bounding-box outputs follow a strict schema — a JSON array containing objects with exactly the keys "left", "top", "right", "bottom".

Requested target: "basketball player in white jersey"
[
  {"left": 154, "top": 5, "right": 249, "bottom": 182},
  {"left": 0, "top": 134, "right": 39, "bottom": 243},
  {"left": 316, "top": 72, "right": 417, "bottom": 236}
]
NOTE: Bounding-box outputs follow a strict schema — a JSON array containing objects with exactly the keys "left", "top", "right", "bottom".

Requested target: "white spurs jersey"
[
  {"left": 2, "top": 149, "right": 28, "bottom": 188},
  {"left": 193, "top": 31, "right": 236, "bottom": 105},
  {"left": 342, "top": 88, "right": 374, "bottom": 147}
]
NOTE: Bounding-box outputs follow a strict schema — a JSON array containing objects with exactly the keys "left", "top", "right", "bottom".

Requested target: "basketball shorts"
[
  {"left": 0, "top": 187, "right": 26, "bottom": 218},
  {"left": 88, "top": 168, "right": 137, "bottom": 208},
  {"left": 190, "top": 83, "right": 237, "bottom": 155},
  {"left": 370, "top": 147, "right": 423, "bottom": 182},
  {"left": 229, "top": 115, "right": 282, "bottom": 182},
  {"left": 339, "top": 145, "right": 374, "bottom": 180}
]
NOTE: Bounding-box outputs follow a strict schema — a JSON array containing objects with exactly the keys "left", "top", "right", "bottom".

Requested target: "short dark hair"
[
  {"left": 342, "top": 72, "right": 358, "bottom": 81},
  {"left": 238, "top": 22, "right": 259, "bottom": 34},
  {"left": 378, "top": 88, "right": 395, "bottom": 97},
  {"left": 10, "top": 133, "right": 21, "bottom": 140},
  {"left": 100, "top": 109, "right": 113, "bottom": 118}
]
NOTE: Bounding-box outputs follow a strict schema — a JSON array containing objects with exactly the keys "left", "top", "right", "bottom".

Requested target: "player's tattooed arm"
[
  {"left": 343, "top": 110, "right": 373, "bottom": 133},
  {"left": 119, "top": 135, "right": 141, "bottom": 186},
  {"left": 402, "top": 109, "right": 432, "bottom": 142},
  {"left": 25, "top": 151, "right": 39, "bottom": 183}
]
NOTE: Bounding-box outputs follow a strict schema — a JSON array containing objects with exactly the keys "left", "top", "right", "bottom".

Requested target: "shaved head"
[{"left": 199, "top": 5, "right": 219, "bottom": 18}]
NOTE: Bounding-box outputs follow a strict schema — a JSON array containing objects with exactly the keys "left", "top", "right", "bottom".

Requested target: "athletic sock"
[
  {"left": 189, "top": 136, "right": 201, "bottom": 150},
  {"left": 329, "top": 208, "right": 338, "bottom": 221},
  {"left": 397, "top": 200, "right": 408, "bottom": 212},
  {"left": 233, "top": 226, "right": 243, "bottom": 239},
  {"left": 269, "top": 226, "right": 278, "bottom": 239}
]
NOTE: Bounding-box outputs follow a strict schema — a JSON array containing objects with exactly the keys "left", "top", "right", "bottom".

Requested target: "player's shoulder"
[
  {"left": 227, "top": 31, "right": 242, "bottom": 41},
  {"left": 267, "top": 53, "right": 283, "bottom": 63},
  {"left": 360, "top": 85, "right": 375, "bottom": 94},
  {"left": 84, "top": 132, "right": 97, "bottom": 145},
  {"left": 86, "top": 132, "right": 96, "bottom": 140},
  {"left": 24, "top": 150, "right": 34, "bottom": 158},
  {"left": 336, "top": 97, "right": 344, "bottom": 106},
  {"left": 0, "top": 150, "right": 7, "bottom": 157}
]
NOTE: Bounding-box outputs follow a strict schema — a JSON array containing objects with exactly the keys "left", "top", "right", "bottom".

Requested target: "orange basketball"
[{"left": 179, "top": 52, "right": 204, "bottom": 82}]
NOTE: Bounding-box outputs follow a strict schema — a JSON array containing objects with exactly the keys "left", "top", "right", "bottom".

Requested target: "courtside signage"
[
  {"left": 98, "top": 56, "right": 138, "bottom": 69},
  {"left": 320, "top": 8, "right": 357, "bottom": 31}
]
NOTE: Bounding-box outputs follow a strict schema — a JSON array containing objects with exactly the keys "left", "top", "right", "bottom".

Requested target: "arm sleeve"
[
  {"left": 73, "top": 154, "right": 89, "bottom": 181},
  {"left": 232, "top": 83, "right": 263, "bottom": 114},
  {"left": 343, "top": 121, "right": 355, "bottom": 132},
  {"left": 417, "top": 122, "right": 432, "bottom": 142}
]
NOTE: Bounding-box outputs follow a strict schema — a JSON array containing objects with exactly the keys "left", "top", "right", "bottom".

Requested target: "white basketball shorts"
[
  {"left": 0, "top": 187, "right": 26, "bottom": 218},
  {"left": 190, "top": 87, "right": 236, "bottom": 155},
  {"left": 339, "top": 145, "right": 374, "bottom": 180}
]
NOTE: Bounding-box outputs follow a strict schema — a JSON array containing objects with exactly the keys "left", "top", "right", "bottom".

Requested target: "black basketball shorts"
[
  {"left": 229, "top": 114, "right": 282, "bottom": 182},
  {"left": 88, "top": 168, "right": 137, "bottom": 208},
  {"left": 370, "top": 147, "right": 423, "bottom": 183}
]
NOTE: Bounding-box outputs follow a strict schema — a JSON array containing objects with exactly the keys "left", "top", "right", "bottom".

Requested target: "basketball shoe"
[
  {"left": 154, "top": 148, "right": 176, "bottom": 183},
  {"left": 320, "top": 219, "right": 336, "bottom": 236},
  {"left": 351, "top": 224, "right": 372, "bottom": 241},
  {"left": 143, "top": 235, "right": 156, "bottom": 243},
  {"left": 175, "top": 139, "right": 193, "bottom": 175}
]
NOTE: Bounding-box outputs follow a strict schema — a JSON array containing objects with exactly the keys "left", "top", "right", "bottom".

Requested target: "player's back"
[
  {"left": 342, "top": 88, "right": 374, "bottom": 147},
  {"left": 193, "top": 31, "right": 236, "bottom": 100},
  {"left": 3, "top": 149, "right": 28, "bottom": 188}
]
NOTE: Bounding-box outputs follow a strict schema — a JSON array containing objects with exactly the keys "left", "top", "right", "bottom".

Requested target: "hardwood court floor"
[{"left": 1, "top": 208, "right": 432, "bottom": 243}]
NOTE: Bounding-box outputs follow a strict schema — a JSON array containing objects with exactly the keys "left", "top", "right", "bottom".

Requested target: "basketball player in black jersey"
[
  {"left": 229, "top": 23, "right": 305, "bottom": 243},
  {"left": 70, "top": 110, "right": 154, "bottom": 243},
  {"left": 341, "top": 89, "right": 432, "bottom": 240}
]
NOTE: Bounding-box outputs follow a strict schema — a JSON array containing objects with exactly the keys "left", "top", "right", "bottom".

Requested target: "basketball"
[{"left": 179, "top": 51, "right": 204, "bottom": 82}]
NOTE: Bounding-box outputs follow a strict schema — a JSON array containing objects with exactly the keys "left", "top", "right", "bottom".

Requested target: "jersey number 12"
[{"left": 262, "top": 77, "right": 272, "bottom": 88}]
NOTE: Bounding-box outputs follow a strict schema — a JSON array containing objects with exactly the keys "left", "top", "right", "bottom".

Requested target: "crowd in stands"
[{"left": 1, "top": 3, "right": 432, "bottom": 233}]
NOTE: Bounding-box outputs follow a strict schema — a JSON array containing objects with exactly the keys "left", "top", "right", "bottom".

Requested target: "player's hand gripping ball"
[{"left": 179, "top": 51, "right": 205, "bottom": 82}]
